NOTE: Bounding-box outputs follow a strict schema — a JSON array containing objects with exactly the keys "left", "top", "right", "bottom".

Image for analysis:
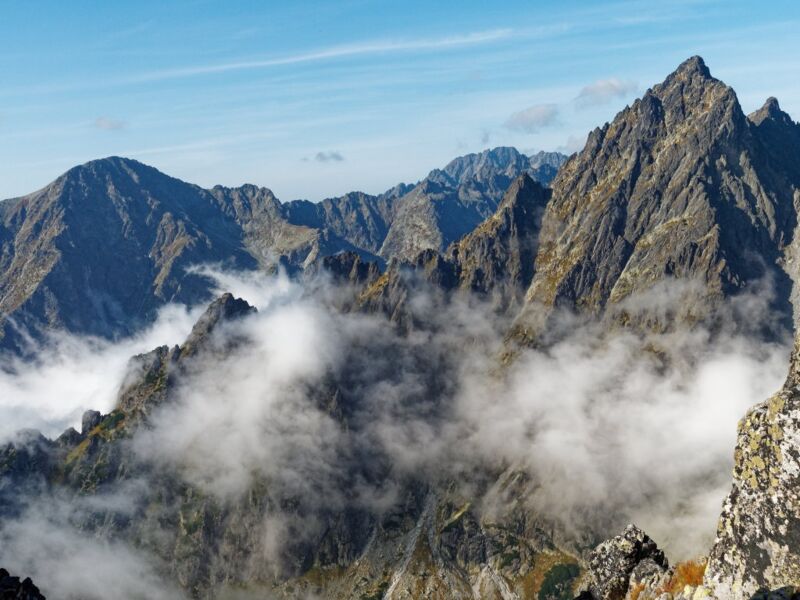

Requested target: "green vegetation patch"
[{"left": 538, "top": 563, "right": 580, "bottom": 600}]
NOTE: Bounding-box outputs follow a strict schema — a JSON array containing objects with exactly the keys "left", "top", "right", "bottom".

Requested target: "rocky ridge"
[
  {"left": 703, "top": 334, "right": 800, "bottom": 597},
  {"left": 0, "top": 293, "right": 587, "bottom": 599},
  {"left": 0, "top": 149, "right": 564, "bottom": 353},
  {"left": 379, "top": 148, "right": 563, "bottom": 262},
  {"left": 515, "top": 56, "right": 800, "bottom": 341}
]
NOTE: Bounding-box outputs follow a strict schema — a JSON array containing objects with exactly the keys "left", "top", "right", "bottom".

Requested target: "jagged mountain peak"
[
  {"left": 60, "top": 155, "right": 177, "bottom": 188},
  {"left": 180, "top": 292, "right": 256, "bottom": 357},
  {"left": 749, "top": 96, "right": 795, "bottom": 126},
  {"left": 649, "top": 54, "right": 735, "bottom": 117},
  {"left": 183, "top": 292, "right": 256, "bottom": 350},
  {"left": 497, "top": 171, "right": 540, "bottom": 206},
  {"left": 672, "top": 54, "right": 712, "bottom": 79},
  {"left": 443, "top": 146, "right": 525, "bottom": 172},
  {"left": 519, "top": 55, "right": 799, "bottom": 338}
]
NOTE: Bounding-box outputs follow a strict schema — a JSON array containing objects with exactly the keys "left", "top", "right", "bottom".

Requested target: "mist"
[
  {"left": 0, "top": 304, "right": 203, "bottom": 441},
  {"left": 0, "top": 267, "right": 791, "bottom": 597}
]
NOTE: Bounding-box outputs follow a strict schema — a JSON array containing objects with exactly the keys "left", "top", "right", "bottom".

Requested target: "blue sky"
[{"left": 1, "top": 0, "right": 798, "bottom": 201}]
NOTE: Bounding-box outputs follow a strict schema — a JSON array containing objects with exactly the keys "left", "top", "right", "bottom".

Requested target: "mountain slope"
[
  {"left": 516, "top": 57, "right": 800, "bottom": 339},
  {"left": 358, "top": 173, "right": 552, "bottom": 322},
  {"left": 0, "top": 293, "right": 585, "bottom": 599},
  {"left": 0, "top": 150, "right": 559, "bottom": 351},
  {"left": 0, "top": 158, "right": 257, "bottom": 348},
  {"left": 379, "top": 148, "right": 566, "bottom": 262}
]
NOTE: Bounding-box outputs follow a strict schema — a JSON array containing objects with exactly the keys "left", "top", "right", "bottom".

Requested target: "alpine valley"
[{"left": 3, "top": 56, "right": 800, "bottom": 600}]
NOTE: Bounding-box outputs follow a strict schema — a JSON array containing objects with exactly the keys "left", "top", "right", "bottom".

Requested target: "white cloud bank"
[{"left": 0, "top": 268, "right": 790, "bottom": 596}]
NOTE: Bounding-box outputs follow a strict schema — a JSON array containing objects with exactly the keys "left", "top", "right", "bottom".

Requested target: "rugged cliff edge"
[
  {"left": 516, "top": 56, "right": 800, "bottom": 341},
  {"left": 705, "top": 337, "right": 800, "bottom": 598}
]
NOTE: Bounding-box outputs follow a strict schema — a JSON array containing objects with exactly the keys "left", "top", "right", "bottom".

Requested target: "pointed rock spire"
[
  {"left": 674, "top": 55, "right": 712, "bottom": 79},
  {"left": 182, "top": 293, "right": 256, "bottom": 353},
  {"left": 749, "top": 96, "right": 795, "bottom": 126}
]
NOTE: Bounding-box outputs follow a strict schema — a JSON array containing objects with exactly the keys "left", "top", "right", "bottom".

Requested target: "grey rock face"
[
  {"left": 448, "top": 173, "right": 551, "bottom": 308},
  {"left": 0, "top": 568, "right": 46, "bottom": 600},
  {"left": 518, "top": 56, "right": 800, "bottom": 339},
  {"left": 705, "top": 337, "right": 800, "bottom": 598},
  {"left": 80, "top": 410, "right": 102, "bottom": 435},
  {"left": 379, "top": 147, "right": 565, "bottom": 262},
  {"left": 584, "top": 524, "right": 668, "bottom": 600}
]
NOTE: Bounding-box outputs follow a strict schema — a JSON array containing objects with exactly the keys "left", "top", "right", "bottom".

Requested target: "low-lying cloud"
[
  {"left": 0, "top": 304, "right": 201, "bottom": 441},
  {"left": 0, "top": 499, "right": 184, "bottom": 600},
  {"left": 0, "top": 268, "right": 791, "bottom": 596}
]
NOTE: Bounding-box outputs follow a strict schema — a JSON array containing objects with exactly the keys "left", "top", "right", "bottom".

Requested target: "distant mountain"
[
  {"left": 379, "top": 147, "right": 566, "bottom": 262},
  {"left": 359, "top": 173, "right": 552, "bottom": 323},
  {"left": 0, "top": 148, "right": 564, "bottom": 351},
  {"left": 0, "top": 158, "right": 258, "bottom": 349}
]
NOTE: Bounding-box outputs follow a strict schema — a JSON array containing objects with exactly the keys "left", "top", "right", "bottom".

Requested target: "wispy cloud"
[
  {"left": 314, "top": 151, "right": 345, "bottom": 163},
  {"left": 94, "top": 116, "right": 125, "bottom": 131},
  {"left": 504, "top": 103, "right": 559, "bottom": 133},
  {"left": 575, "top": 78, "right": 638, "bottom": 107},
  {"left": 131, "top": 29, "right": 515, "bottom": 83}
]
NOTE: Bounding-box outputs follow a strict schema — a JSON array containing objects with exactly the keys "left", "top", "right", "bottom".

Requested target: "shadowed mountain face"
[
  {"left": 517, "top": 56, "right": 800, "bottom": 339},
  {"left": 379, "top": 147, "right": 564, "bottom": 262},
  {"left": 358, "top": 173, "right": 552, "bottom": 323},
  {"left": 0, "top": 158, "right": 259, "bottom": 348},
  {"left": 0, "top": 149, "right": 564, "bottom": 352}
]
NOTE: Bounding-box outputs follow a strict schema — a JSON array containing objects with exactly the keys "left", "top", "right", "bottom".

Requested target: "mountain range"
[
  {"left": 2, "top": 56, "right": 800, "bottom": 600},
  {"left": 0, "top": 147, "right": 564, "bottom": 353}
]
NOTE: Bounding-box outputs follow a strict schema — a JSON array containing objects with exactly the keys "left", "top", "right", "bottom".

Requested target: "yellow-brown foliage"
[
  {"left": 629, "top": 582, "right": 646, "bottom": 600},
  {"left": 660, "top": 559, "right": 707, "bottom": 595}
]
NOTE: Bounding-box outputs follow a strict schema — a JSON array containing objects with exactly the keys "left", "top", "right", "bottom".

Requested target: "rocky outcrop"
[
  {"left": 705, "top": 337, "right": 800, "bottom": 598},
  {"left": 517, "top": 56, "right": 800, "bottom": 340},
  {"left": 0, "top": 568, "right": 46, "bottom": 600},
  {"left": 581, "top": 525, "right": 668, "bottom": 600}
]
